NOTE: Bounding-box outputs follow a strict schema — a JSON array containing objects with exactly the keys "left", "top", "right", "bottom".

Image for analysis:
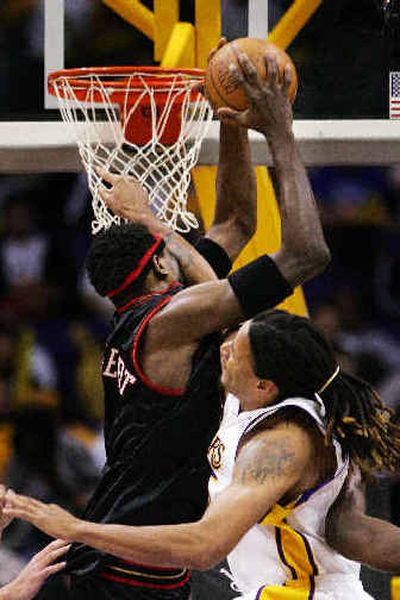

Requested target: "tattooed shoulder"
[{"left": 234, "top": 427, "right": 308, "bottom": 486}]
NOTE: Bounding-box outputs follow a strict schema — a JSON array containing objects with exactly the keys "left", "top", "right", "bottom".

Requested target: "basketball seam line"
[{"left": 208, "top": 61, "right": 231, "bottom": 109}]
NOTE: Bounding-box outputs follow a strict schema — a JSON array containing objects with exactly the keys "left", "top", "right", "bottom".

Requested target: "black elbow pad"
[
  {"left": 228, "top": 255, "right": 293, "bottom": 318},
  {"left": 195, "top": 237, "right": 232, "bottom": 279}
]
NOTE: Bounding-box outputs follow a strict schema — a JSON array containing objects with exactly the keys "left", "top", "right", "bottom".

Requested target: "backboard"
[{"left": 1, "top": 0, "right": 400, "bottom": 171}]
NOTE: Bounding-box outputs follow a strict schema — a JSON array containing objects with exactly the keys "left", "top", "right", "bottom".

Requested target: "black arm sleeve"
[
  {"left": 195, "top": 237, "right": 232, "bottom": 279},
  {"left": 228, "top": 255, "right": 293, "bottom": 318}
]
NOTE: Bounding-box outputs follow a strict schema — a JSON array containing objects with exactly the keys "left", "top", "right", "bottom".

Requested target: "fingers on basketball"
[
  {"left": 217, "top": 106, "right": 243, "bottom": 124},
  {"left": 228, "top": 56, "right": 262, "bottom": 107},
  {"left": 207, "top": 37, "right": 228, "bottom": 64},
  {"left": 282, "top": 63, "right": 293, "bottom": 96},
  {"left": 205, "top": 38, "right": 297, "bottom": 111},
  {"left": 264, "top": 53, "right": 279, "bottom": 87},
  {"left": 236, "top": 53, "right": 259, "bottom": 86}
]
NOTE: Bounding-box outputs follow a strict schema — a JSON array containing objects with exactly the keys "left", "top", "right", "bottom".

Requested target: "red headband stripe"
[{"left": 106, "top": 235, "right": 163, "bottom": 299}]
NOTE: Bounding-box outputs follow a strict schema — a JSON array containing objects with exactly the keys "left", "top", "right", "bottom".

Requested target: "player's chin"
[{"left": 220, "top": 368, "right": 230, "bottom": 391}]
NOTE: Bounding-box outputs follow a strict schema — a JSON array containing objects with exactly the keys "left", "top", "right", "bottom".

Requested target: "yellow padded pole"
[
  {"left": 268, "top": 0, "right": 322, "bottom": 50},
  {"left": 154, "top": 0, "right": 179, "bottom": 62},
  {"left": 192, "top": 165, "right": 308, "bottom": 317},
  {"left": 195, "top": 0, "right": 221, "bottom": 68},
  {"left": 161, "top": 22, "right": 196, "bottom": 68},
  {"left": 192, "top": 166, "right": 216, "bottom": 231},
  {"left": 249, "top": 0, "right": 322, "bottom": 316},
  {"left": 243, "top": 167, "right": 307, "bottom": 316},
  {"left": 102, "top": 0, "right": 155, "bottom": 40},
  {"left": 0, "top": 423, "right": 12, "bottom": 480},
  {"left": 392, "top": 577, "right": 400, "bottom": 600}
]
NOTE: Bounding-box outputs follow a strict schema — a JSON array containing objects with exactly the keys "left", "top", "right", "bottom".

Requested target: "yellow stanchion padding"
[
  {"left": 392, "top": 577, "right": 400, "bottom": 600},
  {"left": 102, "top": 0, "right": 154, "bottom": 40},
  {"left": 234, "top": 166, "right": 281, "bottom": 269},
  {"left": 195, "top": 0, "right": 221, "bottom": 68},
  {"left": 280, "top": 278, "right": 308, "bottom": 316},
  {"left": 191, "top": 166, "right": 216, "bottom": 231},
  {"left": 0, "top": 423, "right": 12, "bottom": 480},
  {"left": 238, "top": 167, "right": 307, "bottom": 316},
  {"left": 192, "top": 165, "right": 308, "bottom": 317},
  {"left": 161, "top": 22, "right": 196, "bottom": 69},
  {"left": 154, "top": 0, "right": 179, "bottom": 62},
  {"left": 268, "top": 0, "right": 322, "bottom": 50}
]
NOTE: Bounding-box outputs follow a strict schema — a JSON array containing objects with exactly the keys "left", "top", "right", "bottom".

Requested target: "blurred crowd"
[
  {"left": 0, "top": 173, "right": 111, "bottom": 585},
  {"left": 0, "top": 165, "right": 398, "bottom": 586}
]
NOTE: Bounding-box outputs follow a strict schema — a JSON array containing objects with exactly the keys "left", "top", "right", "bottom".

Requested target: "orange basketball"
[{"left": 205, "top": 38, "right": 298, "bottom": 111}]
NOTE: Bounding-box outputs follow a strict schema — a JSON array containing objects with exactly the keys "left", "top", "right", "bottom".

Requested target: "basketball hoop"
[{"left": 48, "top": 66, "right": 213, "bottom": 234}]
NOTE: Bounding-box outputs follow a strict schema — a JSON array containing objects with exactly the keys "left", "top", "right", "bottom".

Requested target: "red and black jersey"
[{"left": 67, "top": 280, "right": 224, "bottom": 578}]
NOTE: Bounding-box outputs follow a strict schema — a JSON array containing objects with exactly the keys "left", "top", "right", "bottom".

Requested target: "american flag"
[{"left": 390, "top": 72, "right": 400, "bottom": 118}]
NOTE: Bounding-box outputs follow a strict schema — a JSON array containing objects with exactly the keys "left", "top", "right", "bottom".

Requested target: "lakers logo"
[{"left": 208, "top": 436, "right": 225, "bottom": 470}]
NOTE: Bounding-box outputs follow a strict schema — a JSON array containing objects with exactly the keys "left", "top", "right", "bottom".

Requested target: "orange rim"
[
  {"left": 48, "top": 65, "right": 205, "bottom": 96},
  {"left": 47, "top": 65, "right": 209, "bottom": 146}
]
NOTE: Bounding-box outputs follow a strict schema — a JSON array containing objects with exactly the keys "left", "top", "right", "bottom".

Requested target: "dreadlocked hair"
[
  {"left": 248, "top": 309, "right": 400, "bottom": 477},
  {"left": 86, "top": 223, "right": 160, "bottom": 305}
]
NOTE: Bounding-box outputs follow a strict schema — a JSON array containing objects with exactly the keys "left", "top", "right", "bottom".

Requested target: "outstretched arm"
[
  {"left": 4, "top": 423, "right": 310, "bottom": 570},
  {"left": 0, "top": 486, "right": 69, "bottom": 600},
  {"left": 0, "top": 539, "right": 69, "bottom": 600},
  {"left": 326, "top": 470, "right": 400, "bottom": 572},
  {"left": 0, "top": 485, "right": 13, "bottom": 540}
]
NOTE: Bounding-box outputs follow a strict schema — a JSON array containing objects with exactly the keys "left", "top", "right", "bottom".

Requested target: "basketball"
[{"left": 205, "top": 38, "right": 298, "bottom": 111}]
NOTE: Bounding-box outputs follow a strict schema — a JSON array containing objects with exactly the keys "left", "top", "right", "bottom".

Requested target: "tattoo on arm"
[{"left": 236, "top": 437, "right": 296, "bottom": 485}]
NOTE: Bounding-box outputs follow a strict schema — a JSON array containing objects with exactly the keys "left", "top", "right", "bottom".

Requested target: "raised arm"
[
  {"left": 205, "top": 120, "right": 256, "bottom": 262},
  {"left": 97, "top": 52, "right": 330, "bottom": 389},
  {"left": 218, "top": 52, "right": 330, "bottom": 287},
  {"left": 326, "top": 470, "right": 400, "bottom": 572},
  {"left": 100, "top": 42, "right": 257, "bottom": 272},
  {"left": 145, "top": 53, "right": 330, "bottom": 345},
  {"left": 196, "top": 38, "right": 256, "bottom": 263},
  {"left": 4, "top": 423, "right": 311, "bottom": 570},
  {"left": 132, "top": 52, "right": 331, "bottom": 388},
  {"left": 98, "top": 171, "right": 217, "bottom": 287}
]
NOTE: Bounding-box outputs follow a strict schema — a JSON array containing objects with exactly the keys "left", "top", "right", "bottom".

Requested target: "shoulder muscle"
[{"left": 234, "top": 423, "right": 312, "bottom": 488}]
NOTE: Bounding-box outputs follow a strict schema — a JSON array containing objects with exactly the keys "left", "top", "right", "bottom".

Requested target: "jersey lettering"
[
  {"left": 103, "top": 347, "right": 119, "bottom": 378},
  {"left": 103, "top": 347, "right": 136, "bottom": 395},
  {"left": 208, "top": 435, "right": 225, "bottom": 470}
]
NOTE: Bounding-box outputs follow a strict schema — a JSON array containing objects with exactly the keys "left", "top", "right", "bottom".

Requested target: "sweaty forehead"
[{"left": 233, "top": 321, "right": 252, "bottom": 352}]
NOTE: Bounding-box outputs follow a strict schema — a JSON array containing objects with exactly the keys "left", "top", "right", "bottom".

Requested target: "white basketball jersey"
[{"left": 207, "top": 394, "right": 374, "bottom": 600}]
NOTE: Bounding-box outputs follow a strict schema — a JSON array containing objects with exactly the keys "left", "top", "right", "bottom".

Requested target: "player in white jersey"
[
  {"left": 4, "top": 310, "right": 400, "bottom": 600},
  {"left": 208, "top": 392, "right": 363, "bottom": 599}
]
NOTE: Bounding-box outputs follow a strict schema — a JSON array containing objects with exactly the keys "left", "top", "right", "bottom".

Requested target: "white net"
[{"left": 49, "top": 68, "right": 214, "bottom": 234}]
